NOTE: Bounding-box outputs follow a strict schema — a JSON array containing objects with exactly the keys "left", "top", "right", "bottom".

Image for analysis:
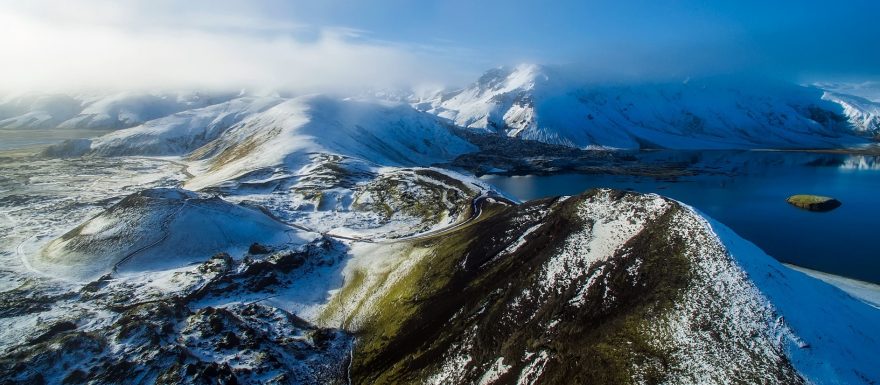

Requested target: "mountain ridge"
[{"left": 421, "top": 64, "right": 873, "bottom": 149}]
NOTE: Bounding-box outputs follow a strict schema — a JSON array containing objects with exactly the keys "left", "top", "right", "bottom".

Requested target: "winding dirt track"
[
  {"left": 383, "top": 192, "right": 516, "bottom": 243},
  {"left": 112, "top": 199, "right": 191, "bottom": 273},
  {"left": 110, "top": 156, "right": 517, "bottom": 272}
]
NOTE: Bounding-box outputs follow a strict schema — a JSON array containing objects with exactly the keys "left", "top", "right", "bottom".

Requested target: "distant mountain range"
[
  {"left": 0, "top": 91, "right": 239, "bottom": 130},
  {"left": 5, "top": 64, "right": 880, "bottom": 151},
  {"left": 420, "top": 64, "right": 880, "bottom": 148}
]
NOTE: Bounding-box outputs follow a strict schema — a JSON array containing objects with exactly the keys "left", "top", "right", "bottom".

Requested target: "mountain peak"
[
  {"left": 472, "top": 63, "right": 551, "bottom": 93},
  {"left": 429, "top": 65, "right": 875, "bottom": 148}
]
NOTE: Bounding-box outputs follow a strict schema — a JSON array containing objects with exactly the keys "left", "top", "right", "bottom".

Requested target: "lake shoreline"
[
  {"left": 784, "top": 263, "right": 880, "bottom": 309},
  {"left": 480, "top": 150, "right": 880, "bottom": 284}
]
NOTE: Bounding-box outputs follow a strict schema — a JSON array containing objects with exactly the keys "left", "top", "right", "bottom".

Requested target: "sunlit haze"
[{"left": 2, "top": 0, "right": 880, "bottom": 92}]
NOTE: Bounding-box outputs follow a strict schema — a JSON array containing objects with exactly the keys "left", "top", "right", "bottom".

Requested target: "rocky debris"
[
  {"left": 0, "top": 282, "right": 76, "bottom": 318},
  {"left": 191, "top": 238, "right": 339, "bottom": 301},
  {"left": 446, "top": 127, "right": 691, "bottom": 177},
  {"left": 0, "top": 300, "right": 351, "bottom": 385},
  {"left": 248, "top": 243, "right": 271, "bottom": 254},
  {"left": 352, "top": 168, "right": 476, "bottom": 227},
  {"left": 0, "top": 237, "right": 351, "bottom": 385},
  {"left": 40, "top": 138, "right": 93, "bottom": 158}
]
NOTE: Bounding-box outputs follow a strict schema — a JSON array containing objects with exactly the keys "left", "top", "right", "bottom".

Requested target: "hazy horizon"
[{"left": 2, "top": 0, "right": 879, "bottom": 93}]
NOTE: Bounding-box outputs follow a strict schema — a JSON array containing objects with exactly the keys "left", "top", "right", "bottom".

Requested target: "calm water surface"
[
  {"left": 481, "top": 151, "right": 880, "bottom": 283},
  {"left": 0, "top": 129, "right": 110, "bottom": 151}
]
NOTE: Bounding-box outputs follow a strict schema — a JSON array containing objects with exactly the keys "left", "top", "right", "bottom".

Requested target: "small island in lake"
[{"left": 787, "top": 194, "right": 842, "bottom": 212}]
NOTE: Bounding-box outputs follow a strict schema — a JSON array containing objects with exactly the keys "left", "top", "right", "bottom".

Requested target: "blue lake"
[
  {"left": 0, "top": 129, "right": 110, "bottom": 151},
  {"left": 481, "top": 150, "right": 880, "bottom": 284}
]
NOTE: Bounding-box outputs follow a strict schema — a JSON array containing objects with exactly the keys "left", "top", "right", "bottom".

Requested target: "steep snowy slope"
[
  {"left": 424, "top": 64, "right": 869, "bottom": 149},
  {"left": 0, "top": 91, "right": 235, "bottom": 130},
  {"left": 821, "top": 91, "right": 880, "bottom": 133},
  {"left": 31, "top": 188, "right": 317, "bottom": 282},
  {"left": 184, "top": 95, "right": 477, "bottom": 190},
  {"left": 321, "top": 189, "right": 879, "bottom": 384},
  {"left": 815, "top": 81, "right": 880, "bottom": 103}
]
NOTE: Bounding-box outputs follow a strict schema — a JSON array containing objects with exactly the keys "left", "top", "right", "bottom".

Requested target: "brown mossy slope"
[{"left": 350, "top": 189, "right": 803, "bottom": 385}]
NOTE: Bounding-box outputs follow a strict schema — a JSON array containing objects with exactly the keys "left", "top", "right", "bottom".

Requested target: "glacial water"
[
  {"left": 481, "top": 150, "right": 880, "bottom": 284},
  {"left": 0, "top": 129, "right": 110, "bottom": 151}
]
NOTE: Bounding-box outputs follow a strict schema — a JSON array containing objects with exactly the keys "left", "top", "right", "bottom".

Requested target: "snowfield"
[
  {"left": 182, "top": 95, "right": 477, "bottom": 190},
  {"left": 33, "top": 188, "right": 318, "bottom": 282}
]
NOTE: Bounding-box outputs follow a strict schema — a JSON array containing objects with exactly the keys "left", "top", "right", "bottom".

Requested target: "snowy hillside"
[
  {"left": 0, "top": 91, "right": 235, "bottom": 130},
  {"left": 422, "top": 64, "right": 871, "bottom": 149},
  {"left": 86, "top": 96, "right": 285, "bottom": 156},
  {"left": 821, "top": 91, "right": 880, "bottom": 133},
  {"left": 40, "top": 94, "right": 477, "bottom": 188},
  {"left": 31, "top": 188, "right": 316, "bottom": 282},
  {"left": 322, "top": 189, "right": 879, "bottom": 384},
  {"left": 183, "top": 95, "right": 477, "bottom": 190},
  {"left": 815, "top": 81, "right": 880, "bottom": 103}
]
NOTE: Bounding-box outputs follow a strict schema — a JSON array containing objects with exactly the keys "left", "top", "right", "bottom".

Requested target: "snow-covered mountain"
[
  {"left": 814, "top": 81, "right": 880, "bottom": 103},
  {"left": 821, "top": 91, "right": 880, "bottom": 134},
  {"left": 0, "top": 91, "right": 236, "bottom": 130},
  {"left": 16, "top": 69, "right": 879, "bottom": 154},
  {"left": 52, "top": 95, "right": 476, "bottom": 190},
  {"left": 323, "top": 189, "right": 879, "bottom": 384},
  {"left": 184, "top": 95, "right": 475, "bottom": 189},
  {"left": 87, "top": 96, "right": 285, "bottom": 156},
  {"left": 421, "top": 64, "right": 873, "bottom": 149}
]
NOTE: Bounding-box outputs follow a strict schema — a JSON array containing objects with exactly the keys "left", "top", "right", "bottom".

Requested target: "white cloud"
[{"left": 0, "top": 1, "right": 462, "bottom": 93}]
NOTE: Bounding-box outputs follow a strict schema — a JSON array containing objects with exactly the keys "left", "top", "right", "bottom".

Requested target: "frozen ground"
[{"left": 0, "top": 156, "right": 187, "bottom": 288}]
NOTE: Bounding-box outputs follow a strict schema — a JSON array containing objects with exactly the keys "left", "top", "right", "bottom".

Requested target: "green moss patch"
[{"left": 786, "top": 194, "right": 841, "bottom": 212}]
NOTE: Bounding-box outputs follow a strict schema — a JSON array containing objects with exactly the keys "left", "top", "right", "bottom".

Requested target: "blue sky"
[
  {"left": 278, "top": 0, "right": 880, "bottom": 79},
  {"left": 1, "top": 0, "right": 878, "bottom": 91}
]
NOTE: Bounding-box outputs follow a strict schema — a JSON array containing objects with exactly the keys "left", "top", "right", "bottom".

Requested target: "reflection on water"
[
  {"left": 840, "top": 156, "right": 880, "bottom": 170},
  {"left": 482, "top": 150, "right": 880, "bottom": 284}
]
